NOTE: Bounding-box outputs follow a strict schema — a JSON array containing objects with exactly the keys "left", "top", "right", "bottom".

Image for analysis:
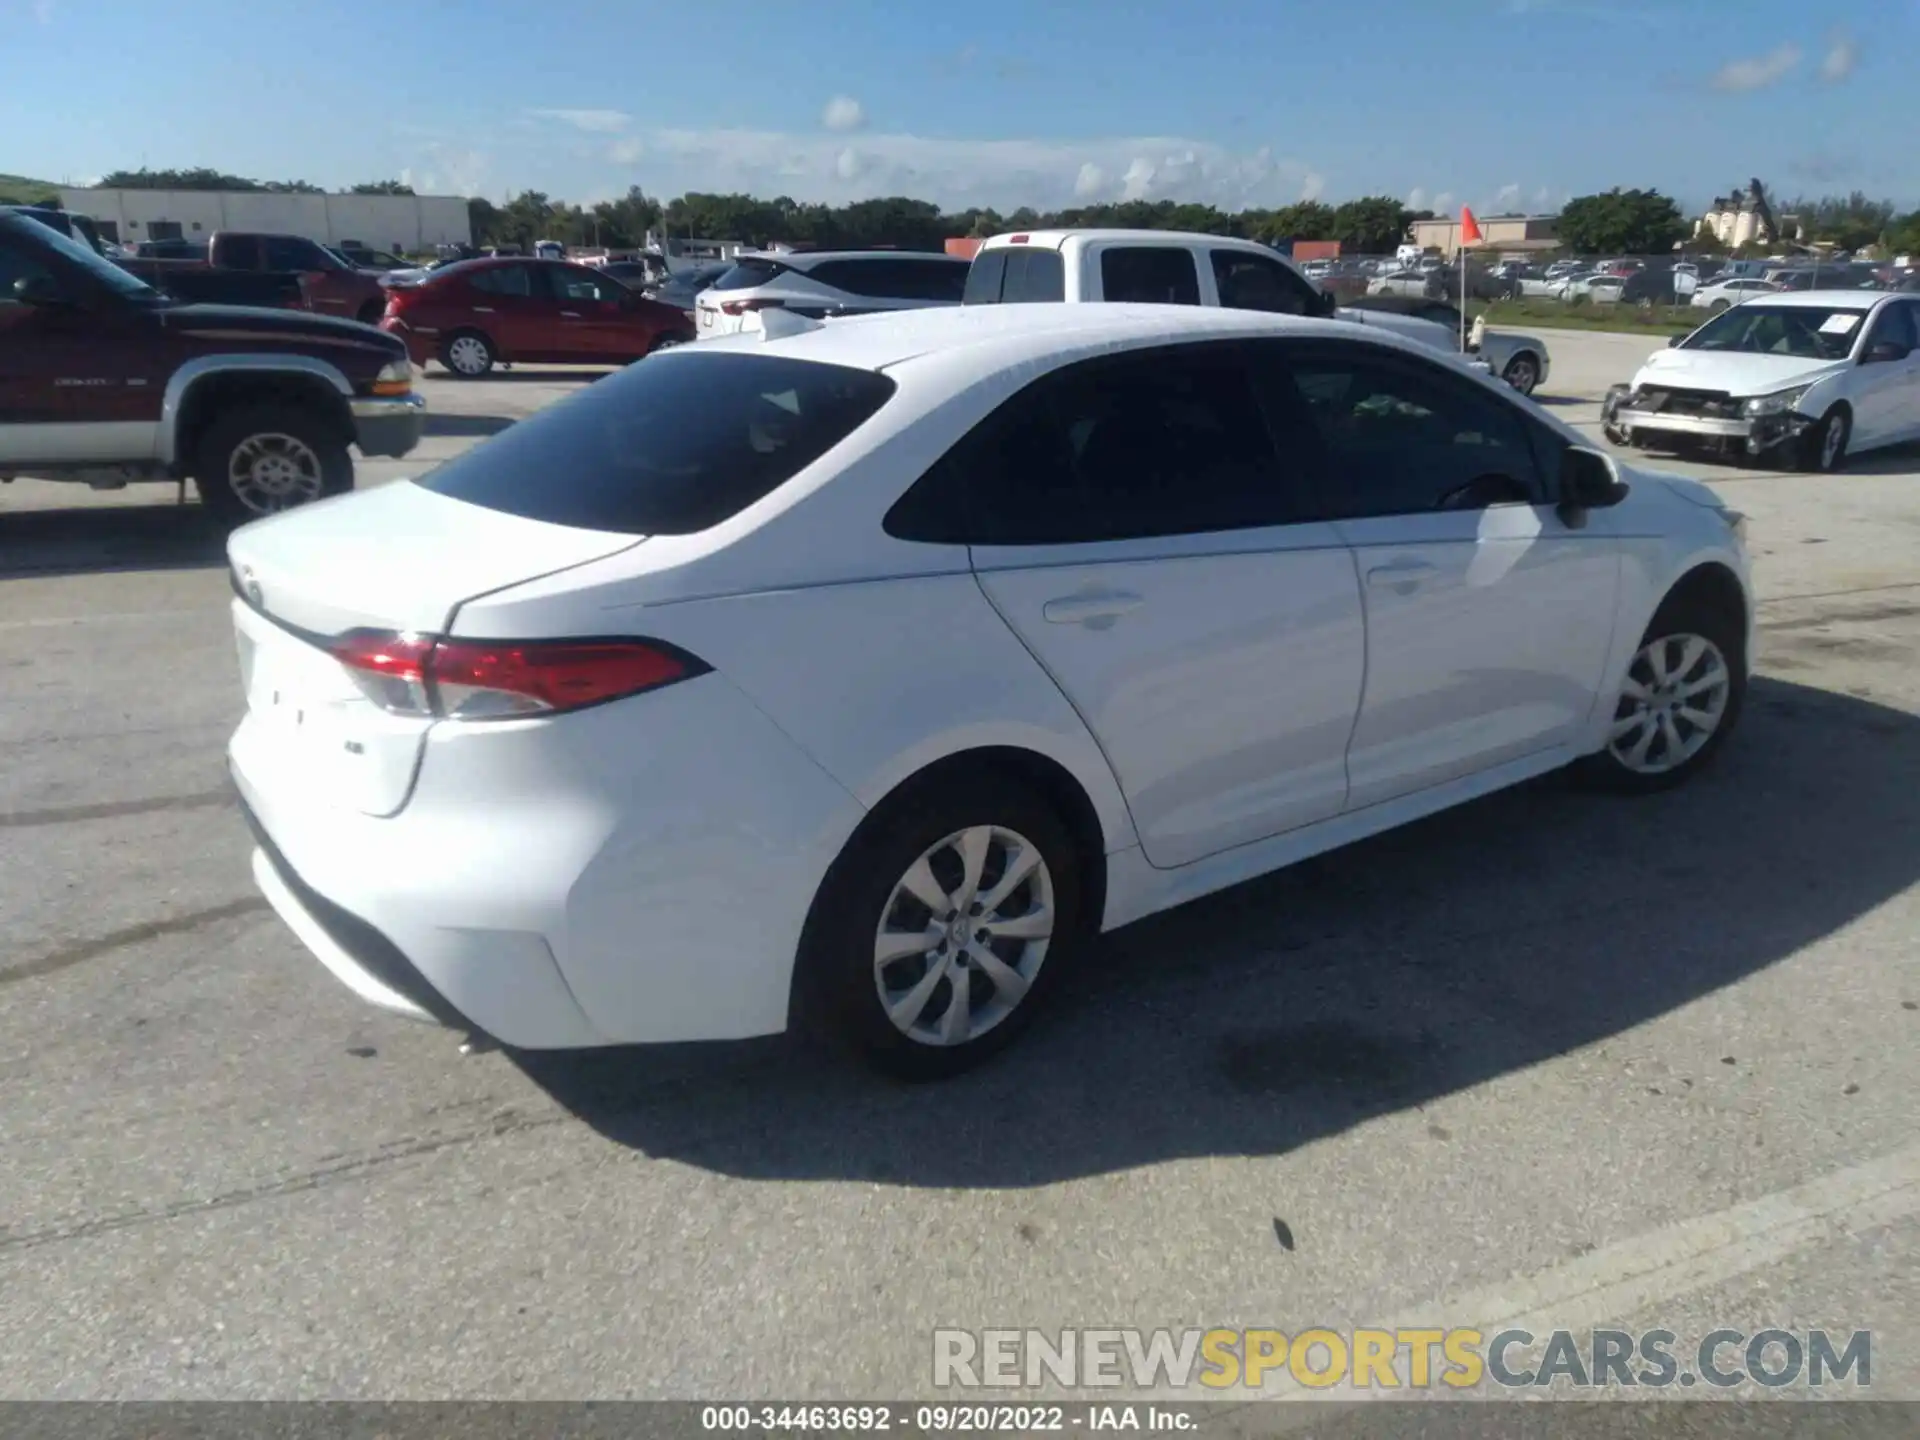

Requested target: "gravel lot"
[{"left": 2, "top": 329, "right": 1916, "bottom": 1405}]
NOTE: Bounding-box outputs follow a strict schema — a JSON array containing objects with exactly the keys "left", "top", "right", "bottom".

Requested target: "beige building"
[
  {"left": 1695, "top": 192, "right": 1804, "bottom": 249},
  {"left": 1408, "top": 212, "right": 1559, "bottom": 258}
]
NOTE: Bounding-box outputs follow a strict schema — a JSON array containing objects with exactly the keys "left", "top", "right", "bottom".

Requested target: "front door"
[
  {"left": 1851, "top": 299, "right": 1920, "bottom": 448},
  {"left": 1267, "top": 341, "right": 1621, "bottom": 810},
  {"left": 543, "top": 264, "right": 638, "bottom": 360},
  {"left": 0, "top": 236, "right": 165, "bottom": 468},
  {"left": 936, "top": 343, "right": 1366, "bottom": 870}
]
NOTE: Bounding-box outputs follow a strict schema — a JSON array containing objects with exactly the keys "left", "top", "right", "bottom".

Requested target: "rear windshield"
[
  {"left": 415, "top": 352, "right": 897, "bottom": 535},
  {"left": 710, "top": 258, "right": 788, "bottom": 291},
  {"left": 963, "top": 246, "right": 1065, "bottom": 304}
]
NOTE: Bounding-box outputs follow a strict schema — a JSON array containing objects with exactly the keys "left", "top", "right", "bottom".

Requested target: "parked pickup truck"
[
  {"left": 121, "top": 231, "right": 390, "bottom": 325},
  {"left": 0, "top": 210, "right": 424, "bottom": 525},
  {"left": 963, "top": 229, "right": 1497, "bottom": 376},
  {"left": 4, "top": 206, "right": 307, "bottom": 310}
]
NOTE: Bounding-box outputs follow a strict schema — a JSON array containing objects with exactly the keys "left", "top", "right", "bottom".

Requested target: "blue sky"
[{"left": 3, "top": 0, "right": 1910, "bottom": 215}]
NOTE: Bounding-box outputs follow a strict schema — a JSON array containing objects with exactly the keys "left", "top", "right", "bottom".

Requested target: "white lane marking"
[{"left": 1200, "top": 1141, "right": 1920, "bottom": 1416}]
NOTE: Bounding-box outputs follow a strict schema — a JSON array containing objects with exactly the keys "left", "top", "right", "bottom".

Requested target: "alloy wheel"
[
  {"left": 227, "top": 432, "right": 324, "bottom": 514},
  {"left": 872, "top": 824, "right": 1055, "bottom": 1048},
  {"left": 1503, "top": 356, "right": 1538, "bottom": 395},
  {"left": 1607, "top": 632, "right": 1732, "bottom": 775}
]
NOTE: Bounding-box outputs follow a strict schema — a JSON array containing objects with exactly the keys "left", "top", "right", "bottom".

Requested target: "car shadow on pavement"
[
  {"left": 0, "top": 502, "right": 227, "bottom": 578},
  {"left": 515, "top": 674, "right": 1920, "bottom": 1188}
]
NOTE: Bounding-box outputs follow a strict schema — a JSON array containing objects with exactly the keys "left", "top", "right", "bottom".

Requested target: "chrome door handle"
[
  {"left": 1042, "top": 590, "right": 1143, "bottom": 627},
  {"left": 561, "top": 311, "right": 582, "bottom": 318},
  {"left": 471, "top": 306, "right": 495, "bottom": 314},
  {"left": 1365, "top": 559, "right": 1436, "bottom": 593}
]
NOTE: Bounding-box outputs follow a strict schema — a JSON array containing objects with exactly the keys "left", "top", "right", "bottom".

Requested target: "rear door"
[
  {"left": 1267, "top": 340, "right": 1620, "bottom": 808},
  {"left": 1209, "top": 248, "right": 1322, "bottom": 316},
  {"left": 1851, "top": 299, "right": 1920, "bottom": 447},
  {"left": 917, "top": 341, "right": 1366, "bottom": 868},
  {"left": 465, "top": 263, "right": 554, "bottom": 357}
]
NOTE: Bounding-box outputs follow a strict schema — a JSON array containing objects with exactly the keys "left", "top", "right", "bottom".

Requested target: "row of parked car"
[{"left": 2, "top": 206, "right": 1563, "bottom": 525}]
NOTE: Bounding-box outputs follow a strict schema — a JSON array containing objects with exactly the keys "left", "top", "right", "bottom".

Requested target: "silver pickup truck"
[{"left": 1338, "top": 294, "right": 1552, "bottom": 395}]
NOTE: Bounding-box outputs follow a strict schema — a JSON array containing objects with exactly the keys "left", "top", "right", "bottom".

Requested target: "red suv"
[{"left": 380, "top": 258, "right": 695, "bottom": 377}]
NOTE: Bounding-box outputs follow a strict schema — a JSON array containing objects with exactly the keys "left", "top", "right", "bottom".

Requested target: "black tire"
[
  {"left": 1502, "top": 352, "right": 1540, "bottom": 396},
  {"left": 439, "top": 329, "right": 496, "bottom": 378},
  {"left": 1793, "top": 404, "right": 1850, "bottom": 474},
  {"left": 795, "top": 770, "right": 1088, "bottom": 1080},
  {"left": 1709, "top": 299, "right": 1731, "bottom": 314},
  {"left": 356, "top": 300, "right": 384, "bottom": 326},
  {"left": 193, "top": 404, "right": 352, "bottom": 528},
  {"left": 1573, "top": 588, "right": 1746, "bottom": 795}
]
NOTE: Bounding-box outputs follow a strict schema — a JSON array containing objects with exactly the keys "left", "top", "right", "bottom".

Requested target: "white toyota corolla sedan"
[{"left": 227, "top": 303, "right": 1754, "bottom": 1078}]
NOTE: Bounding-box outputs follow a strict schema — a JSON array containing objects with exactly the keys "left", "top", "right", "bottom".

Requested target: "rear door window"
[
  {"left": 1100, "top": 247, "right": 1201, "bottom": 305},
  {"left": 416, "top": 353, "right": 897, "bottom": 535},
  {"left": 1210, "top": 250, "right": 1320, "bottom": 315},
  {"left": 467, "top": 264, "right": 536, "bottom": 297}
]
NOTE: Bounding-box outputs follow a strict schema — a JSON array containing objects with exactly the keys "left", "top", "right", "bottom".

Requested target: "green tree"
[
  {"left": 98, "top": 166, "right": 264, "bottom": 191},
  {"left": 1328, "top": 196, "right": 1413, "bottom": 254},
  {"left": 1557, "top": 188, "right": 1687, "bottom": 255},
  {"left": 466, "top": 197, "right": 500, "bottom": 246},
  {"left": 1782, "top": 191, "right": 1897, "bottom": 252},
  {"left": 351, "top": 180, "right": 417, "bottom": 196}
]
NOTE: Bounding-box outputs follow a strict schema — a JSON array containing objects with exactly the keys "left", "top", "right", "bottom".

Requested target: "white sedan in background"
[
  {"left": 1690, "top": 276, "right": 1778, "bottom": 311},
  {"left": 228, "top": 303, "right": 1753, "bottom": 1079},
  {"left": 1604, "top": 291, "right": 1920, "bottom": 471}
]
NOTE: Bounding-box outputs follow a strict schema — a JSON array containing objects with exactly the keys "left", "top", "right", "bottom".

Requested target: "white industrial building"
[{"left": 56, "top": 188, "right": 472, "bottom": 253}]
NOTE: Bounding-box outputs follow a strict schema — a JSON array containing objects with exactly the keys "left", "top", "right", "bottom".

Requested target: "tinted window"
[
  {"left": 1279, "top": 351, "right": 1540, "bottom": 517},
  {"left": 418, "top": 353, "right": 896, "bottom": 536},
  {"left": 887, "top": 257, "right": 969, "bottom": 301},
  {"left": 889, "top": 347, "right": 1297, "bottom": 545},
  {"left": 1211, "top": 250, "right": 1318, "bottom": 315},
  {"left": 805, "top": 257, "right": 964, "bottom": 300},
  {"left": 546, "top": 265, "right": 624, "bottom": 303},
  {"left": 710, "top": 259, "right": 787, "bottom": 291},
  {"left": 467, "top": 264, "right": 536, "bottom": 297},
  {"left": 962, "top": 249, "right": 1006, "bottom": 304},
  {"left": 1001, "top": 248, "right": 1065, "bottom": 302},
  {"left": 263, "top": 236, "right": 329, "bottom": 271},
  {"left": 1100, "top": 247, "right": 1200, "bottom": 305},
  {"left": 1865, "top": 300, "right": 1917, "bottom": 352},
  {"left": 0, "top": 233, "right": 57, "bottom": 301}
]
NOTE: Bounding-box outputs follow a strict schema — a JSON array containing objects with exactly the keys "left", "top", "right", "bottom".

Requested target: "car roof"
[
  {"left": 1731, "top": 289, "right": 1886, "bottom": 307},
  {"left": 693, "top": 301, "right": 1398, "bottom": 380},
  {"left": 744, "top": 249, "right": 969, "bottom": 269},
  {"left": 977, "top": 228, "right": 1268, "bottom": 252}
]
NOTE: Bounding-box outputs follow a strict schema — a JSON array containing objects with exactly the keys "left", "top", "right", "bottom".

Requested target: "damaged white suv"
[{"left": 1602, "top": 291, "right": 1920, "bottom": 472}]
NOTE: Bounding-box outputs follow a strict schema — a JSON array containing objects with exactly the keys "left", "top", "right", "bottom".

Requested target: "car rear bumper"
[
  {"left": 227, "top": 670, "right": 867, "bottom": 1050},
  {"left": 350, "top": 392, "right": 426, "bottom": 459}
]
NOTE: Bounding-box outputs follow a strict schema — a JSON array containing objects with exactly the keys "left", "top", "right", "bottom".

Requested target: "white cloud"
[
  {"left": 1710, "top": 44, "right": 1800, "bottom": 92},
  {"left": 407, "top": 143, "right": 490, "bottom": 197},
  {"left": 1493, "top": 181, "right": 1523, "bottom": 210},
  {"left": 608, "top": 138, "right": 645, "bottom": 165},
  {"left": 1405, "top": 186, "right": 1430, "bottom": 210},
  {"left": 633, "top": 126, "right": 1326, "bottom": 211},
  {"left": 1819, "top": 33, "right": 1857, "bottom": 82},
  {"left": 821, "top": 95, "right": 867, "bottom": 132},
  {"left": 527, "top": 108, "right": 631, "bottom": 133}
]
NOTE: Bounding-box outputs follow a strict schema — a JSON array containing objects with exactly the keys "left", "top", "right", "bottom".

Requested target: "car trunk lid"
[{"left": 227, "top": 481, "right": 643, "bottom": 816}]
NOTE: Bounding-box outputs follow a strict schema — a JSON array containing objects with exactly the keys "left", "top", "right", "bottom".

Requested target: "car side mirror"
[
  {"left": 1558, "top": 445, "right": 1628, "bottom": 528},
  {"left": 1314, "top": 289, "right": 1338, "bottom": 318},
  {"left": 1863, "top": 340, "right": 1910, "bottom": 364},
  {"left": 12, "top": 273, "right": 65, "bottom": 307},
  {"left": 1668, "top": 334, "right": 1685, "bottom": 347}
]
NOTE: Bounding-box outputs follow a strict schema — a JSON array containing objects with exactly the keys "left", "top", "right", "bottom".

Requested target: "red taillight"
[
  {"left": 719, "top": 297, "right": 785, "bottom": 316},
  {"left": 1007, "top": 234, "right": 1030, "bottom": 245},
  {"left": 330, "top": 631, "right": 704, "bottom": 720}
]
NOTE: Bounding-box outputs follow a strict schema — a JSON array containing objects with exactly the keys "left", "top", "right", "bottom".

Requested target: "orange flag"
[{"left": 1460, "top": 206, "right": 1484, "bottom": 245}]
